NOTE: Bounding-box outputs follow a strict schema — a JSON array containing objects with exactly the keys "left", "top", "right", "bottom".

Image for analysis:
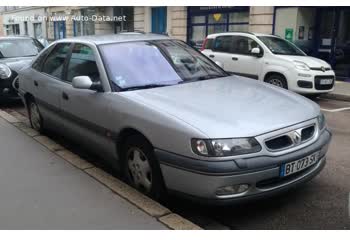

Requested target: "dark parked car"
[{"left": 0, "top": 36, "right": 44, "bottom": 101}]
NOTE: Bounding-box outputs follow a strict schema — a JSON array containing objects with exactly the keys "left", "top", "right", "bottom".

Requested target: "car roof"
[{"left": 55, "top": 33, "right": 172, "bottom": 45}]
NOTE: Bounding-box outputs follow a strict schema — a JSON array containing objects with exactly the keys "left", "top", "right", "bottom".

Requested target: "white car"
[{"left": 201, "top": 32, "right": 335, "bottom": 95}]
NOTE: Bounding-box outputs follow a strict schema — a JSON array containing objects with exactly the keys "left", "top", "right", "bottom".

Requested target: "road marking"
[{"left": 321, "top": 107, "right": 350, "bottom": 113}]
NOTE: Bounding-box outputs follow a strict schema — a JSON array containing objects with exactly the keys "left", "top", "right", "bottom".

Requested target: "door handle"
[
  {"left": 62, "top": 92, "right": 69, "bottom": 100},
  {"left": 34, "top": 80, "right": 38, "bottom": 87},
  {"left": 209, "top": 54, "right": 215, "bottom": 58},
  {"left": 232, "top": 57, "right": 239, "bottom": 61}
]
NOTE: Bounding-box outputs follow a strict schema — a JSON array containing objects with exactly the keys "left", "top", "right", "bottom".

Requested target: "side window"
[
  {"left": 66, "top": 43, "right": 100, "bottom": 83},
  {"left": 42, "top": 43, "right": 71, "bottom": 79},
  {"left": 232, "top": 36, "right": 262, "bottom": 55},
  {"left": 213, "top": 36, "right": 233, "bottom": 53},
  {"left": 32, "top": 45, "right": 54, "bottom": 71}
]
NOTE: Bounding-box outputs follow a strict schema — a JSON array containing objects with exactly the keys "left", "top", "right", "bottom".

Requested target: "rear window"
[{"left": 203, "top": 38, "right": 214, "bottom": 50}]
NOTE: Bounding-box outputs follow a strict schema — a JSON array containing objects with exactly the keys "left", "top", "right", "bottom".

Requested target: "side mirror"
[
  {"left": 215, "top": 61, "right": 224, "bottom": 69},
  {"left": 72, "top": 76, "right": 103, "bottom": 92},
  {"left": 251, "top": 47, "right": 263, "bottom": 57}
]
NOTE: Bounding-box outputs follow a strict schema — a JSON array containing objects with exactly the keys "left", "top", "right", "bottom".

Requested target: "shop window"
[
  {"left": 229, "top": 24, "right": 249, "bottom": 32},
  {"left": 229, "top": 12, "right": 249, "bottom": 23},
  {"left": 208, "top": 13, "right": 227, "bottom": 24},
  {"left": 114, "top": 7, "right": 134, "bottom": 33},
  {"left": 208, "top": 25, "right": 226, "bottom": 35},
  {"left": 74, "top": 8, "right": 95, "bottom": 36},
  {"left": 191, "top": 16, "right": 205, "bottom": 24}
]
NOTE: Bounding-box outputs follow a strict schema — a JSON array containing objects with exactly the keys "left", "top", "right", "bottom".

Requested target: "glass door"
[{"left": 334, "top": 9, "right": 350, "bottom": 80}]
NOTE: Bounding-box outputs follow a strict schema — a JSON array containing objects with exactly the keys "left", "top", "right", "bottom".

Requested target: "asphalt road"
[{"left": 1, "top": 97, "right": 350, "bottom": 230}]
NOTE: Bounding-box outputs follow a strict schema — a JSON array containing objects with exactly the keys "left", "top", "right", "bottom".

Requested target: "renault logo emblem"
[{"left": 287, "top": 130, "right": 302, "bottom": 146}]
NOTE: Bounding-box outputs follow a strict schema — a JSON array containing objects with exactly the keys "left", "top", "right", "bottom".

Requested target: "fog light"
[
  {"left": 216, "top": 184, "right": 250, "bottom": 196},
  {"left": 298, "top": 73, "right": 312, "bottom": 78}
]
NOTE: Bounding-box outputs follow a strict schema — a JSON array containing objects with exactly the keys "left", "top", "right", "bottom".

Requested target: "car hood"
[
  {"left": 0, "top": 56, "right": 34, "bottom": 72},
  {"left": 124, "top": 76, "right": 320, "bottom": 138},
  {"left": 277, "top": 55, "right": 331, "bottom": 68}
]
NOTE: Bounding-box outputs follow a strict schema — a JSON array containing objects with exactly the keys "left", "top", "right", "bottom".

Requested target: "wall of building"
[
  {"left": 0, "top": 14, "right": 3, "bottom": 36},
  {"left": 249, "top": 6, "right": 274, "bottom": 34},
  {"left": 133, "top": 6, "right": 187, "bottom": 41},
  {"left": 1, "top": 7, "right": 47, "bottom": 38}
]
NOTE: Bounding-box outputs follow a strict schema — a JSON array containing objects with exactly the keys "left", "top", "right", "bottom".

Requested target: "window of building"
[
  {"left": 42, "top": 43, "right": 71, "bottom": 79},
  {"left": 74, "top": 8, "right": 96, "bottom": 36},
  {"left": 34, "top": 23, "right": 43, "bottom": 39},
  {"left": 187, "top": 7, "right": 250, "bottom": 49},
  {"left": 5, "top": 24, "right": 20, "bottom": 35},
  {"left": 66, "top": 44, "right": 100, "bottom": 82},
  {"left": 114, "top": 7, "right": 134, "bottom": 33},
  {"left": 24, "top": 21, "right": 28, "bottom": 35},
  {"left": 54, "top": 21, "right": 66, "bottom": 39}
]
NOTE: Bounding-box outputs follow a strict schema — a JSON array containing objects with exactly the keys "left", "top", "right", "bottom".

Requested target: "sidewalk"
[
  {"left": 0, "top": 116, "right": 167, "bottom": 229},
  {"left": 324, "top": 81, "right": 350, "bottom": 102}
]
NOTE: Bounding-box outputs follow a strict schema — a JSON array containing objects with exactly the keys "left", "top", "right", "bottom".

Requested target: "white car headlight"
[
  {"left": 294, "top": 61, "right": 310, "bottom": 71},
  {"left": 0, "top": 63, "right": 12, "bottom": 79},
  {"left": 191, "top": 138, "right": 261, "bottom": 157}
]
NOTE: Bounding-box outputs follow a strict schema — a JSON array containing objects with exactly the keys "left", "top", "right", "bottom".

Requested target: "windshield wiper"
[{"left": 121, "top": 83, "right": 174, "bottom": 91}]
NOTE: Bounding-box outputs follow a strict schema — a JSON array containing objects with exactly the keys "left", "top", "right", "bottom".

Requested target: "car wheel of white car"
[
  {"left": 123, "top": 135, "right": 166, "bottom": 200},
  {"left": 265, "top": 74, "right": 288, "bottom": 89},
  {"left": 28, "top": 99, "right": 43, "bottom": 132}
]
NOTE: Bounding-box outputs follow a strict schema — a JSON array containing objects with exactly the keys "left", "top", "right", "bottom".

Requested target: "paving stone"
[{"left": 0, "top": 110, "right": 20, "bottom": 123}]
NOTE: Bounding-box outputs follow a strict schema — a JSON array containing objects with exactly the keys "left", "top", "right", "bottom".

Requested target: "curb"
[{"left": 0, "top": 109, "right": 202, "bottom": 230}]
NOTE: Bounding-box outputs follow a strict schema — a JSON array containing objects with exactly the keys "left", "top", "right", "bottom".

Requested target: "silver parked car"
[{"left": 18, "top": 33, "right": 332, "bottom": 204}]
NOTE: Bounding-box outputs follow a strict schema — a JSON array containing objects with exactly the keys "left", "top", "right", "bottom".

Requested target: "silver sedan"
[{"left": 18, "top": 33, "right": 332, "bottom": 204}]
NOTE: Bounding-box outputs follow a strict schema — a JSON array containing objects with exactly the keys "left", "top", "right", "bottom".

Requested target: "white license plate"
[
  {"left": 320, "top": 79, "right": 333, "bottom": 85},
  {"left": 280, "top": 152, "right": 319, "bottom": 177}
]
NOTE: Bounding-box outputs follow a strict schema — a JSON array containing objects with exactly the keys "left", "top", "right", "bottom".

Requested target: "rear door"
[
  {"left": 59, "top": 43, "right": 117, "bottom": 162},
  {"left": 31, "top": 43, "right": 71, "bottom": 130},
  {"left": 207, "top": 35, "right": 263, "bottom": 79}
]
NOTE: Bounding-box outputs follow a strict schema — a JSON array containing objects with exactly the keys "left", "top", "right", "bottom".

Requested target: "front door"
[
  {"left": 59, "top": 43, "right": 117, "bottom": 163},
  {"left": 151, "top": 7, "right": 167, "bottom": 34},
  {"left": 316, "top": 7, "right": 350, "bottom": 80}
]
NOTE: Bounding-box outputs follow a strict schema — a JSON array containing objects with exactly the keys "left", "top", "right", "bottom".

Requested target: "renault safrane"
[{"left": 18, "top": 33, "right": 332, "bottom": 204}]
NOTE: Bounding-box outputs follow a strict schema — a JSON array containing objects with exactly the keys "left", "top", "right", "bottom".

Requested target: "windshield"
[
  {"left": 0, "top": 38, "right": 44, "bottom": 58},
  {"left": 99, "top": 40, "right": 228, "bottom": 90},
  {"left": 258, "top": 36, "right": 306, "bottom": 56}
]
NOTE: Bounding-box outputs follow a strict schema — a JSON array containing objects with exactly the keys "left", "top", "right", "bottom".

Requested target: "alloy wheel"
[
  {"left": 269, "top": 78, "right": 284, "bottom": 87},
  {"left": 30, "top": 102, "right": 41, "bottom": 131},
  {"left": 127, "top": 147, "right": 153, "bottom": 193}
]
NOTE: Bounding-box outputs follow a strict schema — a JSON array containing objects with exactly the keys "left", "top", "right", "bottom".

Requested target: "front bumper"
[
  {"left": 0, "top": 75, "right": 20, "bottom": 101},
  {"left": 285, "top": 69, "right": 335, "bottom": 94},
  {"left": 156, "top": 129, "right": 332, "bottom": 205}
]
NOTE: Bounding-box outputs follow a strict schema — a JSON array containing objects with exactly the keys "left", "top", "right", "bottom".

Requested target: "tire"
[
  {"left": 122, "top": 135, "right": 166, "bottom": 200},
  {"left": 28, "top": 98, "right": 44, "bottom": 133},
  {"left": 265, "top": 74, "right": 288, "bottom": 89}
]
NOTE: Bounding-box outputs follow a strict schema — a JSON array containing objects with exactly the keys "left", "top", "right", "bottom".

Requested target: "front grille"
[
  {"left": 310, "top": 67, "right": 331, "bottom": 72},
  {"left": 314, "top": 76, "right": 335, "bottom": 90},
  {"left": 265, "top": 125, "right": 316, "bottom": 151}
]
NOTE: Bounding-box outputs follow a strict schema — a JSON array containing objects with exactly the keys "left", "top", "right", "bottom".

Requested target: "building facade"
[
  {"left": 1, "top": 7, "right": 47, "bottom": 39},
  {"left": 1, "top": 6, "right": 348, "bottom": 79}
]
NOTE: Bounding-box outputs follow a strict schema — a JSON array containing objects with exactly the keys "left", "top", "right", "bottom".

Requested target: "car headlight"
[
  {"left": 318, "top": 113, "right": 326, "bottom": 130},
  {"left": 0, "top": 63, "right": 12, "bottom": 79},
  {"left": 294, "top": 61, "right": 310, "bottom": 71},
  {"left": 191, "top": 138, "right": 261, "bottom": 157}
]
